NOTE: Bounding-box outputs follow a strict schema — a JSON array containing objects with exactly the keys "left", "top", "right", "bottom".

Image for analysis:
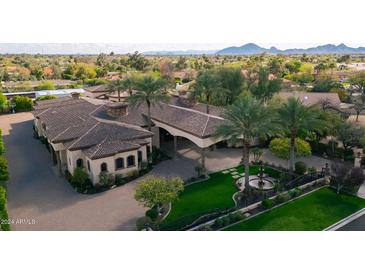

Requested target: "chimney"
[
  {"left": 71, "top": 92, "right": 80, "bottom": 100},
  {"left": 106, "top": 102, "right": 129, "bottom": 117}
]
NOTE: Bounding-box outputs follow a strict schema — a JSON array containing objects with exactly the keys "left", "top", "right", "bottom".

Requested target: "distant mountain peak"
[{"left": 216, "top": 43, "right": 365, "bottom": 55}]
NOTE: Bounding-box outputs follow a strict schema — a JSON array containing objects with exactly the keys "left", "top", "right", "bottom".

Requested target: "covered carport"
[{"left": 149, "top": 104, "right": 225, "bottom": 173}]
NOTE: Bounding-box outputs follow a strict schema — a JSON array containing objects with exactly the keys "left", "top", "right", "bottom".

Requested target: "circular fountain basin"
[
  {"left": 249, "top": 177, "right": 275, "bottom": 190},
  {"left": 236, "top": 175, "right": 275, "bottom": 190}
]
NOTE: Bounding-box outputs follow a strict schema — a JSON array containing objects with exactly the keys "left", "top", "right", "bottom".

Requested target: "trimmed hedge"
[
  {"left": 0, "top": 129, "right": 4, "bottom": 155},
  {"left": 13, "top": 96, "right": 34, "bottom": 111},
  {"left": 0, "top": 186, "right": 10, "bottom": 230}
]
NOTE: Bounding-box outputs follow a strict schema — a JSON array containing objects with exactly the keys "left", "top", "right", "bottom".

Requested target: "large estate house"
[
  {"left": 32, "top": 90, "right": 341, "bottom": 185},
  {"left": 32, "top": 93, "right": 225, "bottom": 185}
]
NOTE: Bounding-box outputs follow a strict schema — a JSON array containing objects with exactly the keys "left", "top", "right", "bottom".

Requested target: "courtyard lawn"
[
  {"left": 160, "top": 165, "right": 282, "bottom": 230},
  {"left": 225, "top": 187, "right": 365, "bottom": 231}
]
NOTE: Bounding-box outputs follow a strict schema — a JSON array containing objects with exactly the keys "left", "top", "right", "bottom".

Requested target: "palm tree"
[
  {"left": 123, "top": 76, "right": 136, "bottom": 96},
  {"left": 126, "top": 76, "right": 169, "bottom": 132},
  {"left": 190, "top": 69, "right": 221, "bottom": 114},
  {"left": 214, "top": 96, "right": 277, "bottom": 189},
  {"left": 277, "top": 97, "right": 325, "bottom": 173},
  {"left": 108, "top": 79, "right": 126, "bottom": 102}
]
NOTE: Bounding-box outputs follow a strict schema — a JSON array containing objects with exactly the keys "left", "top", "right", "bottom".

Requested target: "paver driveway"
[{"left": 1, "top": 112, "right": 145, "bottom": 230}]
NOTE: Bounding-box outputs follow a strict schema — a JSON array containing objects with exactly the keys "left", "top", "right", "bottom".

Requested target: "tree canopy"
[{"left": 134, "top": 176, "right": 184, "bottom": 208}]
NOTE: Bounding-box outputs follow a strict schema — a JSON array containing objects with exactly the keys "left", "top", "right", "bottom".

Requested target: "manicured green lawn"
[
  {"left": 160, "top": 165, "right": 282, "bottom": 230},
  {"left": 225, "top": 187, "right": 365, "bottom": 231}
]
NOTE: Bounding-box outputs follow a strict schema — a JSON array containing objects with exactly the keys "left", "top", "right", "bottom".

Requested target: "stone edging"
[
  {"left": 160, "top": 202, "right": 172, "bottom": 222},
  {"left": 188, "top": 178, "right": 325, "bottom": 231},
  {"left": 324, "top": 208, "right": 365, "bottom": 231}
]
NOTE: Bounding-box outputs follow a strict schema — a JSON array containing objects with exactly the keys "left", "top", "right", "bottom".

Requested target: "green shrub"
[
  {"left": 0, "top": 156, "right": 9, "bottom": 182},
  {"left": 0, "top": 186, "right": 10, "bottom": 231},
  {"left": 295, "top": 161, "right": 307, "bottom": 175},
  {"left": 213, "top": 217, "right": 224, "bottom": 228},
  {"left": 0, "top": 129, "right": 5, "bottom": 155},
  {"left": 274, "top": 193, "right": 287, "bottom": 204},
  {"left": 115, "top": 174, "right": 125, "bottom": 186},
  {"left": 71, "top": 167, "right": 90, "bottom": 186},
  {"left": 269, "top": 138, "right": 311, "bottom": 160},
  {"left": 140, "top": 161, "right": 149, "bottom": 171},
  {"left": 136, "top": 216, "right": 152, "bottom": 230},
  {"left": 262, "top": 198, "right": 274, "bottom": 209},
  {"left": 288, "top": 187, "right": 302, "bottom": 198},
  {"left": 98, "top": 171, "right": 114, "bottom": 186},
  {"left": 13, "top": 96, "right": 34, "bottom": 111},
  {"left": 84, "top": 78, "right": 108, "bottom": 86},
  {"left": 279, "top": 172, "right": 291, "bottom": 184},
  {"left": 146, "top": 208, "right": 159, "bottom": 220},
  {"left": 228, "top": 212, "right": 245, "bottom": 223},
  {"left": 35, "top": 95, "right": 57, "bottom": 101}
]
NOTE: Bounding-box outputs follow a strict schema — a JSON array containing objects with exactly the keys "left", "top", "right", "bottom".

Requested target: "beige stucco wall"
[
  {"left": 66, "top": 149, "right": 86, "bottom": 175},
  {"left": 66, "top": 140, "right": 151, "bottom": 185},
  {"left": 34, "top": 118, "right": 46, "bottom": 137},
  {"left": 86, "top": 147, "right": 148, "bottom": 185},
  {"left": 151, "top": 127, "right": 160, "bottom": 148}
]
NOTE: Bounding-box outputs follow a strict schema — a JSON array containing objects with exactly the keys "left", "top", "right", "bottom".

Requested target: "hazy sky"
[{"left": 1, "top": 0, "right": 365, "bottom": 51}]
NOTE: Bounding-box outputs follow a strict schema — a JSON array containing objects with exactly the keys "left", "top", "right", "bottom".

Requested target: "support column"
[
  {"left": 201, "top": 147, "right": 206, "bottom": 175},
  {"left": 56, "top": 151, "right": 62, "bottom": 176},
  {"left": 173, "top": 135, "right": 178, "bottom": 159}
]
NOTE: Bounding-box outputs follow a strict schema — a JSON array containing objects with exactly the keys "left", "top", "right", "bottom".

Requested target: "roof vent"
[{"left": 106, "top": 102, "right": 129, "bottom": 117}]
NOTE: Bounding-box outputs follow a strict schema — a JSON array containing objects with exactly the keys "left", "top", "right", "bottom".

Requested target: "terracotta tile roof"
[
  {"left": 34, "top": 97, "right": 152, "bottom": 159},
  {"left": 149, "top": 104, "right": 224, "bottom": 138},
  {"left": 84, "top": 139, "right": 148, "bottom": 160},
  {"left": 33, "top": 95, "right": 225, "bottom": 160},
  {"left": 277, "top": 92, "right": 341, "bottom": 106},
  {"left": 84, "top": 84, "right": 110, "bottom": 93}
]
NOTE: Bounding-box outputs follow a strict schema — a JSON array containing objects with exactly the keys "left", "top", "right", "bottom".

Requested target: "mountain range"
[
  {"left": 215, "top": 43, "right": 365, "bottom": 55},
  {"left": 0, "top": 43, "right": 364, "bottom": 55}
]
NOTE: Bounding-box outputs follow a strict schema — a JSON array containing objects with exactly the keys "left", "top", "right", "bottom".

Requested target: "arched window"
[
  {"left": 115, "top": 158, "right": 124, "bottom": 170},
  {"left": 101, "top": 162, "right": 108, "bottom": 172},
  {"left": 76, "top": 158, "right": 84, "bottom": 168},
  {"left": 127, "top": 155, "right": 135, "bottom": 167}
]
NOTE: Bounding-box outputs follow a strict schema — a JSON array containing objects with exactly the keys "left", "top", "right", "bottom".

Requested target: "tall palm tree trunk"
[
  {"left": 147, "top": 101, "right": 152, "bottom": 132},
  {"left": 206, "top": 93, "right": 210, "bottom": 114},
  {"left": 243, "top": 141, "right": 250, "bottom": 189},
  {"left": 289, "top": 133, "right": 296, "bottom": 173}
]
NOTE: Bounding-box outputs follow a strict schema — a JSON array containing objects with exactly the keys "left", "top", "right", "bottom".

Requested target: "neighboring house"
[
  {"left": 35, "top": 88, "right": 85, "bottom": 99},
  {"left": 83, "top": 84, "right": 110, "bottom": 99},
  {"left": 277, "top": 91, "right": 341, "bottom": 107},
  {"left": 33, "top": 94, "right": 225, "bottom": 185}
]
